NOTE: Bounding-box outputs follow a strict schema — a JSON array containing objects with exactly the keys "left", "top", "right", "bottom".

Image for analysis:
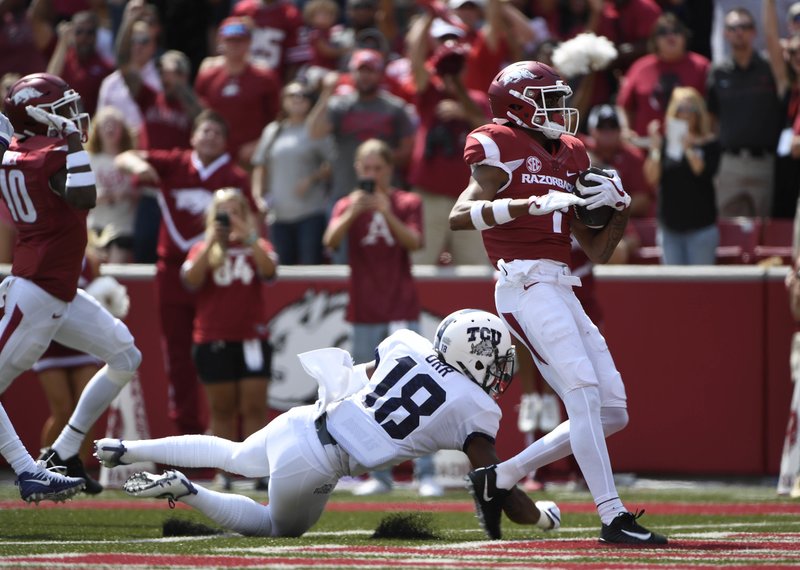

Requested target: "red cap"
[{"left": 348, "top": 49, "right": 384, "bottom": 71}]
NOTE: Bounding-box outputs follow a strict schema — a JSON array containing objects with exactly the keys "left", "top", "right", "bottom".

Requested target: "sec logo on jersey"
[{"left": 526, "top": 156, "right": 542, "bottom": 173}]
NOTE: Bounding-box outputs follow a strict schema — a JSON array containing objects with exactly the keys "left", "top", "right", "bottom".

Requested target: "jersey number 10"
[{"left": 0, "top": 169, "right": 36, "bottom": 223}]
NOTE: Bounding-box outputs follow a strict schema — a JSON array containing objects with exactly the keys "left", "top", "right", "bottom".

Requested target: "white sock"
[
  {"left": 123, "top": 435, "right": 238, "bottom": 470},
  {"left": 182, "top": 483, "right": 273, "bottom": 536},
  {"left": 53, "top": 369, "right": 123, "bottom": 458},
  {"left": 0, "top": 403, "right": 36, "bottom": 474},
  {"left": 597, "top": 497, "right": 627, "bottom": 524}
]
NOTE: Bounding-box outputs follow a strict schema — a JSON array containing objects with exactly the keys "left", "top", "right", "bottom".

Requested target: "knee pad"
[
  {"left": 600, "top": 406, "right": 629, "bottom": 436},
  {"left": 105, "top": 344, "right": 142, "bottom": 387}
]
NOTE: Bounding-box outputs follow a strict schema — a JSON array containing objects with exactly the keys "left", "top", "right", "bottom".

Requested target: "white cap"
[{"left": 430, "top": 18, "right": 466, "bottom": 40}]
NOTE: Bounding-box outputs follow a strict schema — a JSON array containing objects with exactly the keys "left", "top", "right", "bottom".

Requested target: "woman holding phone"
[
  {"left": 181, "top": 187, "right": 278, "bottom": 490},
  {"left": 323, "top": 139, "right": 442, "bottom": 497},
  {"left": 644, "top": 87, "right": 720, "bottom": 265}
]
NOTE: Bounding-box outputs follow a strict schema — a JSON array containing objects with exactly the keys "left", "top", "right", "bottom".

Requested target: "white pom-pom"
[
  {"left": 552, "top": 33, "right": 619, "bottom": 79},
  {"left": 85, "top": 276, "right": 130, "bottom": 319}
]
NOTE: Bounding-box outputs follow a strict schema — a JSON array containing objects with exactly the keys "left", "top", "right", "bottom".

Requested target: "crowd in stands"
[{"left": 0, "top": 0, "right": 797, "bottom": 268}]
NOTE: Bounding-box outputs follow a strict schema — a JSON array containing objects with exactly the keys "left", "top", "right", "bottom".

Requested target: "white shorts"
[
  {"left": 0, "top": 276, "right": 134, "bottom": 393},
  {"left": 494, "top": 259, "right": 627, "bottom": 407}
]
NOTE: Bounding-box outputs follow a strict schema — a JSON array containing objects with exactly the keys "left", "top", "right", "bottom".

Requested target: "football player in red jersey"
[
  {"left": 450, "top": 61, "right": 667, "bottom": 545},
  {"left": 0, "top": 73, "right": 143, "bottom": 501}
]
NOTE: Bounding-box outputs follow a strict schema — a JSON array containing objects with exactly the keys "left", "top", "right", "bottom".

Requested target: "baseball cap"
[
  {"left": 218, "top": 17, "right": 251, "bottom": 39},
  {"left": 348, "top": 48, "right": 384, "bottom": 71},
  {"left": 587, "top": 105, "right": 622, "bottom": 130},
  {"left": 790, "top": 2, "right": 800, "bottom": 21},
  {"left": 449, "top": 0, "right": 485, "bottom": 9},
  {"left": 430, "top": 18, "right": 466, "bottom": 40}
]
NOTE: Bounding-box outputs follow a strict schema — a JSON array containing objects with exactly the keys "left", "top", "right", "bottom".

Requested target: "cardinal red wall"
[{"left": 0, "top": 266, "right": 792, "bottom": 476}]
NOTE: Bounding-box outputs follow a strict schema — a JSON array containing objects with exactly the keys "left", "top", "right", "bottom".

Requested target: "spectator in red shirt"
[
  {"left": 182, "top": 187, "right": 277, "bottom": 490},
  {"left": 231, "top": 0, "right": 304, "bottom": 80},
  {"left": 617, "top": 12, "right": 710, "bottom": 139},
  {"left": 405, "top": 12, "right": 491, "bottom": 265},
  {"left": 195, "top": 17, "right": 281, "bottom": 169},
  {"left": 115, "top": 110, "right": 252, "bottom": 436},
  {"left": 303, "top": 0, "right": 346, "bottom": 71},
  {"left": 582, "top": 104, "right": 655, "bottom": 217},
  {"left": 46, "top": 10, "right": 113, "bottom": 116}
]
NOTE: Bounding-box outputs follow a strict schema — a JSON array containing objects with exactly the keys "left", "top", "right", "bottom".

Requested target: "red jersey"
[
  {"left": 60, "top": 48, "right": 113, "bottom": 116},
  {"left": 0, "top": 137, "right": 88, "bottom": 301},
  {"left": 185, "top": 240, "right": 274, "bottom": 343},
  {"left": 231, "top": 0, "right": 303, "bottom": 75},
  {"left": 330, "top": 190, "right": 422, "bottom": 323},
  {"left": 148, "top": 149, "right": 250, "bottom": 265},
  {"left": 617, "top": 52, "right": 710, "bottom": 137},
  {"left": 464, "top": 123, "right": 589, "bottom": 268},
  {"left": 407, "top": 81, "right": 490, "bottom": 196},
  {"left": 136, "top": 85, "right": 193, "bottom": 150},
  {"left": 194, "top": 62, "right": 281, "bottom": 160}
]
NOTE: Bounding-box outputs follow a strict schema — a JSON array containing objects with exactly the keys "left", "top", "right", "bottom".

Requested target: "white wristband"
[
  {"left": 66, "top": 150, "right": 90, "bottom": 169},
  {"left": 470, "top": 200, "right": 493, "bottom": 231},
  {"left": 66, "top": 171, "right": 96, "bottom": 188},
  {"left": 492, "top": 198, "right": 513, "bottom": 225}
]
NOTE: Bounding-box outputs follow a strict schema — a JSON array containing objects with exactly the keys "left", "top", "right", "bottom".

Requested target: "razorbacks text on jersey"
[
  {"left": 464, "top": 123, "right": 590, "bottom": 268},
  {"left": 0, "top": 137, "right": 87, "bottom": 301},
  {"left": 325, "top": 329, "right": 501, "bottom": 474}
]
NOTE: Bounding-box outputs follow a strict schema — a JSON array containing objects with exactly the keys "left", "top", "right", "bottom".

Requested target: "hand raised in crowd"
[{"left": 435, "top": 98, "right": 465, "bottom": 122}]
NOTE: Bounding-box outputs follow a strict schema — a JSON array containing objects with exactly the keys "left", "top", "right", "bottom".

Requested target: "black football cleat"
[
  {"left": 39, "top": 447, "right": 104, "bottom": 495},
  {"left": 465, "top": 465, "right": 511, "bottom": 540},
  {"left": 600, "top": 510, "right": 668, "bottom": 546}
]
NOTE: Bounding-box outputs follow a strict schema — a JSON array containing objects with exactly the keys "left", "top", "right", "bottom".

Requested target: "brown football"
[{"left": 574, "top": 166, "right": 614, "bottom": 229}]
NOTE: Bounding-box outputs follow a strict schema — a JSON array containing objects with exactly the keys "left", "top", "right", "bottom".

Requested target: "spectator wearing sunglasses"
[
  {"left": 706, "top": 7, "right": 782, "bottom": 218},
  {"left": 617, "top": 13, "right": 710, "bottom": 141}
]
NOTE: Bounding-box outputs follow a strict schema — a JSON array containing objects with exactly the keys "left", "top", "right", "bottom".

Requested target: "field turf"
[{"left": 1, "top": 475, "right": 799, "bottom": 568}]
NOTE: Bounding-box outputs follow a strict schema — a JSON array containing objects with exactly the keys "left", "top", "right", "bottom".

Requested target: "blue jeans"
[
  {"left": 658, "top": 223, "right": 719, "bottom": 265},
  {"left": 351, "top": 321, "right": 435, "bottom": 483},
  {"left": 133, "top": 194, "right": 161, "bottom": 264},
  {"left": 269, "top": 213, "right": 327, "bottom": 265}
]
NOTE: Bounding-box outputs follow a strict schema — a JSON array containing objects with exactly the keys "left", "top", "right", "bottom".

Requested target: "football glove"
[
  {"left": 578, "top": 169, "right": 631, "bottom": 211},
  {"left": 85, "top": 276, "right": 130, "bottom": 320},
  {"left": 528, "top": 192, "right": 586, "bottom": 216},
  {"left": 0, "top": 112, "right": 13, "bottom": 149},
  {"left": 25, "top": 105, "right": 81, "bottom": 138}
]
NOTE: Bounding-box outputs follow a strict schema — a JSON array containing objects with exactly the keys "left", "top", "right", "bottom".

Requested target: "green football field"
[{"left": 1, "top": 474, "right": 799, "bottom": 568}]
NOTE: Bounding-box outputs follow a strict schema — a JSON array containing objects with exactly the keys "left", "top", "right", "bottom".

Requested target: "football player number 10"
[{"left": 0, "top": 169, "right": 36, "bottom": 223}]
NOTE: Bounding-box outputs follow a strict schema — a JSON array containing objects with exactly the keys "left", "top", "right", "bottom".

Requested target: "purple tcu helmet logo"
[{"left": 467, "top": 326, "right": 501, "bottom": 356}]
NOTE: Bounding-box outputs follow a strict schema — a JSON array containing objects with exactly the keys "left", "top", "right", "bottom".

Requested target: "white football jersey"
[{"left": 326, "top": 329, "right": 501, "bottom": 472}]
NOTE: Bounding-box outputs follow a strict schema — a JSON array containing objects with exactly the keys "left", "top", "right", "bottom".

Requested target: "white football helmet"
[{"left": 433, "top": 309, "right": 515, "bottom": 399}]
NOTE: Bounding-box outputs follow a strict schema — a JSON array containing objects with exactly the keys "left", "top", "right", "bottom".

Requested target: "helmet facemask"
[
  {"left": 39, "top": 89, "right": 90, "bottom": 141},
  {"left": 506, "top": 81, "right": 579, "bottom": 139}
]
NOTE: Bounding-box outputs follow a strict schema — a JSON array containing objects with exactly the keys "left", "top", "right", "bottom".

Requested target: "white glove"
[
  {"left": 25, "top": 105, "right": 80, "bottom": 138},
  {"left": 578, "top": 169, "right": 631, "bottom": 211},
  {"left": 528, "top": 192, "right": 586, "bottom": 216},
  {"left": 85, "top": 276, "right": 130, "bottom": 319},
  {"left": 0, "top": 112, "right": 13, "bottom": 148}
]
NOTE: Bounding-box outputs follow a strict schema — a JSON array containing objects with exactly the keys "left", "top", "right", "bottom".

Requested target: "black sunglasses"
[{"left": 725, "top": 23, "right": 755, "bottom": 32}]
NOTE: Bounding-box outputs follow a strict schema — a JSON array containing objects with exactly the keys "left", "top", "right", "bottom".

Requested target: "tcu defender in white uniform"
[
  {"left": 96, "top": 310, "right": 561, "bottom": 537},
  {"left": 450, "top": 61, "right": 667, "bottom": 545}
]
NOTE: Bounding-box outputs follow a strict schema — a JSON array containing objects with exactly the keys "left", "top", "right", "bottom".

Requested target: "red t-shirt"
[
  {"left": 60, "top": 48, "right": 113, "bottom": 116},
  {"left": 147, "top": 149, "right": 250, "bottom": 265},
  {"left": 194, "top": 62, "right": 281, "bottom": 160},
  {"left": 463, "top": 30, "right": 510, "bottom": 93},
  {"left": 464, "top": 123, "right": 590, "bottom": 268},
  {"left": 407, "top": 80, "right": 490, "bottom": 196},
  {"left": 0, "top": 136, "right": 87, "bottom": 301},
  {"left": 617, "top": 52, "right": 711, "bottom": 136},
  {"left": 136, "top": 85, "right": 193, "bottom": 150},
  {"left": 185, "top": 239, "right": 274, "bottom": 343},
  {"left": 329, "top": 190, "right": 422, "bottom": 323},
  {"left": 232, "top": 0, "right": 303, "bottom": 76}
]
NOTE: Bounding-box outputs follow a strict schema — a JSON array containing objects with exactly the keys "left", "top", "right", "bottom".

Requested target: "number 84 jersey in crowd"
[
  {"left": 0, "top": 137, "right": 87, "bottom": 302},
  {"left": 325, "top": 329, "right": 501, "bottom": 473}
]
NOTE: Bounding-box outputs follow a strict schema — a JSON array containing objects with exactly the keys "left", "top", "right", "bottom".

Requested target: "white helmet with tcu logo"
[{"left": 433, "top": 309, "right": 516, "bottom": 399}]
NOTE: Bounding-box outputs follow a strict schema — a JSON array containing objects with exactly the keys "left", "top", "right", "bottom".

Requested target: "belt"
[
  {"left": 724, "top": 147, "right": 772, "bottom": 158},
  {"left": 315, "top": 413, "right": 338, "bottom": 446}
]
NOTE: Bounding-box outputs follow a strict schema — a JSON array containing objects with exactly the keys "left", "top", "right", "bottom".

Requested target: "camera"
[
  {"left": 357, "top": 179, "right": 375, "bottom": 194},
  {"left": 215, "top": 212, "right": 230, "bottom": 227}
]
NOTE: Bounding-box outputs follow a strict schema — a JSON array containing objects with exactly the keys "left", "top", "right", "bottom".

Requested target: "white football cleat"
[
  {"left": 93, "top": 438, "right": 129, "bottom": 468},
  {"left": 124, "top": 470, "right": 197, "bottom": 507},
  {"left": 535, "top": 500, "right": 562, "bottom": 530}
]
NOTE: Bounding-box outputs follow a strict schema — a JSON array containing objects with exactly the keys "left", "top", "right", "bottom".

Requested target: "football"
[{"left": 574, "top": 166, "right": 614, "bottom": 229}]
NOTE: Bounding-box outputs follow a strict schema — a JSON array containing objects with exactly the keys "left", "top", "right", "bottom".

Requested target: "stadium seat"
[
  {"left": 716, "top": 217, "right": 762, "bottom": 264},
  {"left": 628, "top": 217, "right": 661, "bottom": 264},
  {"left": 754, "top": 218, "right": 794, "bottom": 265}
]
